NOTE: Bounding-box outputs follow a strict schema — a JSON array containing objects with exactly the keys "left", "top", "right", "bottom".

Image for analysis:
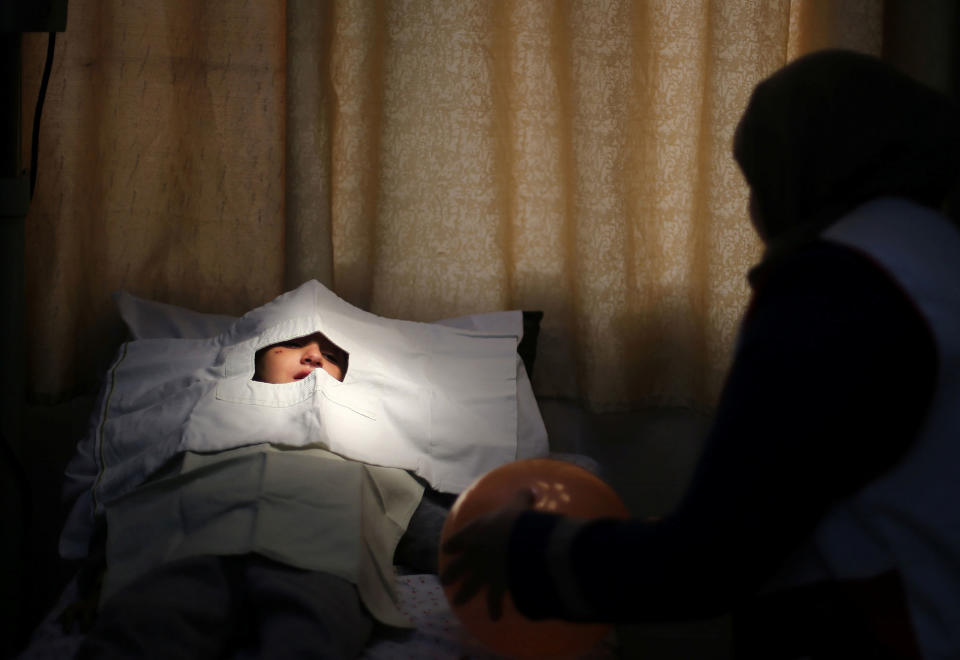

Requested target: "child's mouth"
[{"left": 294, "top": 369, "right": 312, "bottom": 380}]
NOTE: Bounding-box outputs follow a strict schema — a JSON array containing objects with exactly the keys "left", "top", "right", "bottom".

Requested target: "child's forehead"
[
  {"left": 304, "top": 331, "right": 334, "bottom": 345},
  {"left": 292, "top": 331, "right": 342, "bottom": 350}
]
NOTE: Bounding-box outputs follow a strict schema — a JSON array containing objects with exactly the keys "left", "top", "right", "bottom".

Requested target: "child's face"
[{"left": 254, "top": 333, "right": 347, "bottom": 383}]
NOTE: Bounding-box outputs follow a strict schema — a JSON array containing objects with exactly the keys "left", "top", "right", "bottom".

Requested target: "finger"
[
  {"left": 440, "top": 553, "right": 472, "bottom": 585},
  {"left": 511, "top": 486, "right": 538, "bottom": 508},
  {"left": 453, "top": 568, "right": 489, "bottom": 607},
  {"left": 487, "top": 580, "right": 506, "bottom": 621},
  {"left": 445, "top": 492, "right": 535, "bottom": 554},
  {"left": 441, "top": 518, "right": 486, "bottom": 554}
]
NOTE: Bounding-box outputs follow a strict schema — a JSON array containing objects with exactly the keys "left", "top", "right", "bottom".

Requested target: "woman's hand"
[{"left": 439, "top": 488, "right": 537, "bottom": 621}]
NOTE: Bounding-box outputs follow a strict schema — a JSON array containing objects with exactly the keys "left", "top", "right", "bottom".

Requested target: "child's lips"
[{"left": 294, "top": 369, "right": 312, "bottom": 380}]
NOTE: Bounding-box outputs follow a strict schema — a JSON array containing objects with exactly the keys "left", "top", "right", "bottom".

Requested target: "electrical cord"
[{"left": 30, "top": 31, "right": 56, "bottom": 200}]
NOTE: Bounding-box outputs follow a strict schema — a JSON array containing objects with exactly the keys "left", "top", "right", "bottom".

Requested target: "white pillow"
[
  {"left": 62, "top": 282, "right": 548, "bottom": 559},
  {"left": 113, "top": 290, "right": 238, "bottom": 339},
  {"left": 113, "top": 289, "right": 547, "bottom": 473}
]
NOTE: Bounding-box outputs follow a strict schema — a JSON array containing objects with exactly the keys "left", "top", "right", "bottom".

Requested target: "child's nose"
[{"left": 302, "top": 346, "right": 324, "bottom": 366}]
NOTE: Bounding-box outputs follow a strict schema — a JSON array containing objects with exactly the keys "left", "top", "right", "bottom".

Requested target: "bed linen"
[
  {"left": 61, "top": 280, "right": 549, "bottom": 561},
  {"left": 102, "top": 444, "right": 423, "bottom": 628}
]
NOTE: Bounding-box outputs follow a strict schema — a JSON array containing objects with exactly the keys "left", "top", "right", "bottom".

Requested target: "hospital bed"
[{"left": 14, "top": 284, "right": 619, "bottom": 659}]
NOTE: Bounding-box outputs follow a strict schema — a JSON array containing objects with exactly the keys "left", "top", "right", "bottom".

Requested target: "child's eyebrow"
[{"left": 270, "top": 332, "right": 347, "bottom": 354}]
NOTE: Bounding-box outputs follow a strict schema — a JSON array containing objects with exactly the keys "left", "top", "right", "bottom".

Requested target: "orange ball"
[{"left": 438, "top": 458, "right": 630, "bottom": 659}]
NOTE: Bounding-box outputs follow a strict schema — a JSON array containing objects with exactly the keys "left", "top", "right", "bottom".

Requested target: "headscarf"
[{"left": 734, "top": 49, "right": 960, "bottom": 254}]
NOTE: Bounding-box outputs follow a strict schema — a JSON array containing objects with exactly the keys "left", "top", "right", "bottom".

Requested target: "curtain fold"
[
  {"left": 285, "top": 0, "right": 335, "bottom": 291},
  {"left": 23, "top": 0, "right": 893, "bottom": 408}
]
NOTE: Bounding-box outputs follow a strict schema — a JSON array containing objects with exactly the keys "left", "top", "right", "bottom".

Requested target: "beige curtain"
[
  {"left": 23, "top": 0, "right": 887, "bottom": 408},
  {"left": 22, "top": 2, "right": 287, "bottom": 399}
]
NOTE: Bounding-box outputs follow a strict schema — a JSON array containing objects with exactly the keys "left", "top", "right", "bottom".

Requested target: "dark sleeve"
[
  {"left": 393, "top": 488, "right": 451, "bottom": 573},
  {"left": 508, "top": 241, "right": 938, "bottom": 622}
]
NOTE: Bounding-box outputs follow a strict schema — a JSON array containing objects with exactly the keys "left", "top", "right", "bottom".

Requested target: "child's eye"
[
  {"left": 322, "top": 352, "right": 339, "bottom": 363},
  {"left": 279, "top": 339, "right": 307, "bottom": 349}
]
